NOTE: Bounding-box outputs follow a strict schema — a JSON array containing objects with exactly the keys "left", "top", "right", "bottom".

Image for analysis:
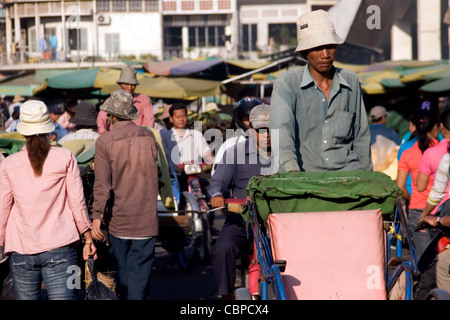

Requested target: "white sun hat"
[
  {"left": 295, "top": 10, "right": 344, "bottom": 52},
  {"left": 17, "top": 100, "right": 55, "bottom": 136}
]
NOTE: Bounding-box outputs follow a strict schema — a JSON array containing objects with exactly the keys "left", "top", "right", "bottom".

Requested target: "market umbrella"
[
  {"left": 144, "top": 58, "right": 265, "bottom": 80},
  {"left": 35, "top": 67, "right": 132, "bottom": 99},
  {"left": 44, "top": 67, "right": 127, "bottom": 89},
  {"left": 101, "top": 76, "right": 223, "bottom": 99},
  {"left": 420, "top": 76, "right": 450, "bottom": 94}
]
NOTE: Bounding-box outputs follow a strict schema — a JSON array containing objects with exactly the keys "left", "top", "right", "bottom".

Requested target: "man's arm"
[
  {"left": 136, "top": 94, "right": 155, "bottom": 128},
  {"left": 269, "top": 74, "right": 300, "bottom": 173},
  {"left": 96, "top": 109, "right": 110, "bottom": 134},
  {"left": 208, "top": 149, "right": 237, "bottom": 208},
  {"left": 350, "top": 81, "right": 373, "bottom": 171},
  {"left": 91, "top": 141, "right": 111, "bottom": 240}
]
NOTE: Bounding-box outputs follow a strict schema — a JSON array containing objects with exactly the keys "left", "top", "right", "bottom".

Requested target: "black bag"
[
  {"left": 0, "top": 273, "right": 14, "bottom": 300},
  {"left": 84, "top": 257, "right": 119, "bottom": 300}
]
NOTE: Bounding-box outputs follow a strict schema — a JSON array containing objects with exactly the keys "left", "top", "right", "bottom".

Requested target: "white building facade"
[{"left": 1, "top": 0, "right": 449, "bottom": 65}]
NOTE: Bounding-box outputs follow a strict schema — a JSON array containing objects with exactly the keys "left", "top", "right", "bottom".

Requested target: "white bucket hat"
[
  {"left": 17, "top": 100, "right": 55, "bottom": 136},
  {"left": 295, "top": 10, "right": 344, "bottom": 52}
]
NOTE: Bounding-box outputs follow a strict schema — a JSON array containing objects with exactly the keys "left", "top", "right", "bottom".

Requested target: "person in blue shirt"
[
  {"left": 47, "top": 104, "right": 68, "bottom": 142},
  {"left": 209, "top": 104, "right": 273, "bottom": 300},
  {"left": 369, "top": 106, "right": 402, "bottom": 146},
  {"left": 49, "top": 35, "right": 58, "bottom": 61}
]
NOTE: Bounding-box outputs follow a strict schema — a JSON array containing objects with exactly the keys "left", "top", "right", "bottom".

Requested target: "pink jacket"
[{"left": 0, "top": 146, "right": 92, "bottom": 255}]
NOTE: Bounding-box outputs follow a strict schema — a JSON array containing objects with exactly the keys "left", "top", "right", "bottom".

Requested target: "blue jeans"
[
  {"left": 408, "top": 209, "right": 438, "bottom": 262},
  {"left": 9, "top": 245, "right": 79, "bottom": 300},
  {"left": 108, "top": 235, "right": 156, "bottom": 300}
]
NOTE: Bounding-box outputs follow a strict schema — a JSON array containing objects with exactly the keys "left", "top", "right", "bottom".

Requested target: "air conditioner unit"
[{"left": 97, "top": 15, "right": 111, "bottom": 25}]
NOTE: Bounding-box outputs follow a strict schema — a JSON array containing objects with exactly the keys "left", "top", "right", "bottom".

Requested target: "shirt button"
[
  {"left": 324, "top": 120, "right": 328, "bottom": 123},
  {"left": 324, "top": 140, "right": 327, "bottom": 144},
  {"left": 325, "top": 158, "right": 329, "bottom": 161},
  {"left": 322, "top": 98, "right": 325, "bottom": 102}
]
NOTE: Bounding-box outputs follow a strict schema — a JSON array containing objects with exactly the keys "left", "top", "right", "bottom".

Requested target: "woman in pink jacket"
[{"left": 0, "top": 100, "right": 97, "bottom": 300}]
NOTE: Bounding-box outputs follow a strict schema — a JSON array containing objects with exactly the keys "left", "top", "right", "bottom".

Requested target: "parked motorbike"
[{"left": 168, "top": 162, "right": 213, "bottom": 269}]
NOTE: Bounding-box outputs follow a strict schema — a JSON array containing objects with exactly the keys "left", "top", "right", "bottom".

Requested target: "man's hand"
[
  {"left": 91, "top": 219, "right": 104, "bottom": 241},
  {"left": 210, "top": 196, "right": 225, "bottom": 208}
]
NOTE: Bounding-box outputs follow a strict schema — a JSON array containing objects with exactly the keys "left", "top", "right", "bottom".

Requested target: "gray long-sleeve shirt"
[
  {"left": 208, "top": 137, "right": 273, "bottom": 200},
  {"left": 269, "top": 65, "right": 372, "bottom": 173}
]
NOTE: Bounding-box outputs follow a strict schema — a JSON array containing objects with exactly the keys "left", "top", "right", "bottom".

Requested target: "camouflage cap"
[{"left": 100, "top": 89, "right": 138, "bottom": 120}]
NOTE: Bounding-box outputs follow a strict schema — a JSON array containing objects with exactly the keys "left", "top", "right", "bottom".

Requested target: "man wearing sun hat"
[
  {"left": 269, "top": 9, "right": 372, "bottom": 173},
  {"left": 90, "top": 89, "right": 159, "bottom": 300},
  {"left": 96, "top": 64, "right": 155, "bottom": 134}
]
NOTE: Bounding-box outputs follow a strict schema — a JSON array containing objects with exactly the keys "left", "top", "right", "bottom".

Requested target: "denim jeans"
[
  {"left": 108, "top": 235, "right": 156, "bottom": 300},
  {"left": 408, "top": 209, "right": 437, "bottom": 262},
  {"left": 9, "top": 245, "right": 79, "bottom": 300}
]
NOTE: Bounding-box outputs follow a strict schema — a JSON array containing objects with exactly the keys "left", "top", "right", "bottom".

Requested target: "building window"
[
  {"left": 68, "top": 28, "right": 88, "bottom": 51},
  {"left": 218, "top": 0, "right": 231, "bottom": 10},
  {"left": 105, "top": 33, "right": 120, "bottom": 54},
  {"left": 242, "top": 24, "right": 257, "bottom": 52},
  {"left": 129, "top": 0, "right": 142, "bottom": 12},
  {"left": 199, "top": 0, "right": 213, "bottom": 10},
  {"left": 164, "top": 27, "right": 182, "bottom": 48},
  {"left": 181, "top": 1, "right": 195, "bottom": 11},
  {"left": 163, "top": 1, "right": 177, "bottom": 11},
  {"left": 189, "top": 26, "right": 225, "bottom": 48},
  {"left": 97, "top": 0, "right": 110, "bottom": 12},
  {"left": 112, "top": 0, "right": 126, "bottom": 12},
  {"left": 145, "top": 0, "right": 159, "bottom": 11}
]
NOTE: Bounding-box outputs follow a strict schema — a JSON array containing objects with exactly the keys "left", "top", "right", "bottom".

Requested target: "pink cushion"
[{"left": 268, "top": 210, "right": 386, "bottom": 300}]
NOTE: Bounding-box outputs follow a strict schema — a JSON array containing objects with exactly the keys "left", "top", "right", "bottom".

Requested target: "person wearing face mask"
[
  {"left": 96, "top": 65, "right": 155, "bottom": 134},
  {"left": 211, "top": 97, "right": 262, "bottom": 176},
  {"left": 208, "top": 104, "right": 273, "bottom": 300}
]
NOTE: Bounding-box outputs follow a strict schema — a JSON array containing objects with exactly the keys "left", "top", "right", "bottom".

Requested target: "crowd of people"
[{"left": 0, "top": 9, "right": 449, "bottom": 301}]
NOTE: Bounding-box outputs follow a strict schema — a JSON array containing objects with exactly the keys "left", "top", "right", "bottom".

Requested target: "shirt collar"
[
  {"left": 171, "top": 127, "right": 192, "bottom": 138},
  {"left": 300, "top": 65, "right": 351, "bottom": 90}
]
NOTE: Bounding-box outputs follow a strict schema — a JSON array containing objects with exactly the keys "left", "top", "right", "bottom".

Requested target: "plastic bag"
[{"left": 84, "top": 257, "right": 119, "bottom": 300}]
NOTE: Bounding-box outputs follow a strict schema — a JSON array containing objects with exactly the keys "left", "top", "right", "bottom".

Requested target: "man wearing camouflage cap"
[{"left": 91, "top": 89, "right": 159, "bottom": 300}]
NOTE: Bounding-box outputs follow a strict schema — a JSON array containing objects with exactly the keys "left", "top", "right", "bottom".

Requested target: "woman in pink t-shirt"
[
  {"left": 416, "top": 108, "right": 450, "bottom": 214},
  {"left": 396, "top": 109, "right": 439, "bottom": 260}
]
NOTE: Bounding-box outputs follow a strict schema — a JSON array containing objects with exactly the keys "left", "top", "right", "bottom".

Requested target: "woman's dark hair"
[
  {"left": 25, "top": 134, "right": 51, "bottom": 177},
  {"left": 413, "top": 109, "right": 439, "bottom": 154}
]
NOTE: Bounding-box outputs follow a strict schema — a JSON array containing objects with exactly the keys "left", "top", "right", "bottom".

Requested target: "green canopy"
[
  {"left": 45, "top": 67, "right": 100, "bottom": 89},
  {"left": 0, "top": 132, "right": 25, "bottom": 155},
  {"left": 243, "top": 171, "right": 403, "bottom": 224},
  {"left": 420, "top": 76, "right": 450, "bottom": 93}
]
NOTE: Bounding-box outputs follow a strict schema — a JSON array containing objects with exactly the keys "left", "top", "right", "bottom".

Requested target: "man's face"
[
  {"left": 305, "top": 44, "right": 337, "bottom": 75},
  {"left": 119, "top": 83, "right": 136, "bottom": 95},
  {"left": 254, "top": 127, "right": 271, "bottom": 150},
  {"left": 170, "top": 109, "right": 188, "bottom": 130}
]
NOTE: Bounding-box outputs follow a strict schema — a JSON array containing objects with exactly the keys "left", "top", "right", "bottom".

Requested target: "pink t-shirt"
[
  {"left": 398, "top": 140, "right": 437, "bottom": 209},
  {"left": 0, "top": 146, "right": 92, "bottom": 255},
  {"left": 419, "top": 138, "right": 450, "bottom": 214},
  {"left": 97, "top": 93, "right": 155, "bottom": 134}
]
